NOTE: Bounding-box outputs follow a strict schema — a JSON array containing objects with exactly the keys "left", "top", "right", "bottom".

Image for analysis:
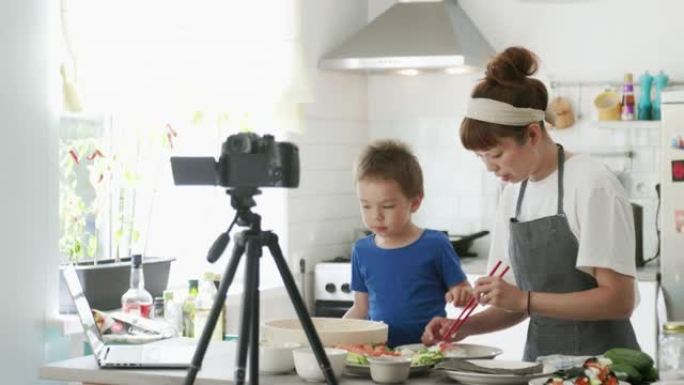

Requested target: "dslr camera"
[{"left": 171, "top": 133, "right": 299, "bottom": 188}]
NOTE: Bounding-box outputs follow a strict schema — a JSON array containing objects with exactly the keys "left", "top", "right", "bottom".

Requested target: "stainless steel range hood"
[{"left": 319, "top": 0, "right": 495, "bottom": 73}]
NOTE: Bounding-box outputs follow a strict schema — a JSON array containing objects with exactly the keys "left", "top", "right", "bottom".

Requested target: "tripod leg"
[
  {"left": 248, "top": 238, "right": 260, "bottom": 385},
  {"left": 235, "top": 239, "right": 258, "bottom": 385},
  {"left": 265, "top": 233, "right": 339, "bottom": 385},
  {"left": 184, "top": 236, "right": 245, "bottom": 385}
]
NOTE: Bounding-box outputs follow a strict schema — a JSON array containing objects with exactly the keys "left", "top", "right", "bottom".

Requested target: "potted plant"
[{"left": 58, "top": 121, "right": 174, "bottom": 312}]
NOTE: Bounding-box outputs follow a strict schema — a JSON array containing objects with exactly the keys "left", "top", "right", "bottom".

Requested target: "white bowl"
[
  {"left": 263, "top": 317, "right": 388, "bottom": 347},
  {"left": 292, "top": 347, "right": 347, "bottom": 382},
  {"left": 259, "top": 341, "right": 301, "bottom": 374},
  {"left": 368, "top": 356, "right": 412, "bottom": 384}
]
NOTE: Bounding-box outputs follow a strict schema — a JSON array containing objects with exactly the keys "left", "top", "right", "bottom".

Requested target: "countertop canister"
[{"left": 659, "top": 321, "right": 684, "bottom": 380}]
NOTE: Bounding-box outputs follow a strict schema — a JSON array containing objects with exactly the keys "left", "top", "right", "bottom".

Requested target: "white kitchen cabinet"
[{"left": 446, "top": 275, "right": 657, "bottom": 361}]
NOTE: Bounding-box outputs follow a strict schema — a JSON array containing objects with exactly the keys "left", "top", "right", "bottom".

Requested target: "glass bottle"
[
  {"left": 621, "top": 72, "right": 636, "bottom": 121},
  {"left": 194, "top": 272, "right": 223, "bottom": 341},
  {"left": 163, "top": 290, "right": 182, "bottom": 336},
  {"left": 659, "top": 321, "right": 684, "bottom": 380},
  {"left": 182, "top": 279, "right": 199, "bottom": 337},
  {"left": 120, "top": 254, "right": 153, "bottom": 318},
  {"left": 213, "top": 272, "right": 226, "bottom": 339}
]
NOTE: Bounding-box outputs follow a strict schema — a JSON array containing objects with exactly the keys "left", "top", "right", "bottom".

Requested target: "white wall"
[
  {"left": 286, "top": 0, "right": 369, "bottom": 308},
  {"left": 0, "top": 0, "right": 59, "bottom": 383}
]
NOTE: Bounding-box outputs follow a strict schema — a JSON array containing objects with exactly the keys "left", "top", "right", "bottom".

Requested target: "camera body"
[{"left": 171, "top": 133, "right": 299, "bottom": 188}]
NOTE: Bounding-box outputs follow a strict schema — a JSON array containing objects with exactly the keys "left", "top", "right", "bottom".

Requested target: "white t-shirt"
[{"left": 487, "top": 153, "right": 637, "bottom": 284}]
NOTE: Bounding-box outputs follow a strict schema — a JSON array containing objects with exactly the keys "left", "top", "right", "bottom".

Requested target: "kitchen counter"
[{"left": 39, "top": 340, "right": 453, "bottom": 385}]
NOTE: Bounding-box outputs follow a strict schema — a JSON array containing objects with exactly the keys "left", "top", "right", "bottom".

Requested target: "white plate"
[
  {"left": 345, "top": 361, "right": 432, "bottom": 377},
  {"left": 395, "top": 343, "right": 503, "bottom": 359},
  {"left": 528, "top": 378, "right": 630, "bottom": 385},
  {"left": 443, "top": 359, "right": 553, "bottom": 385}
]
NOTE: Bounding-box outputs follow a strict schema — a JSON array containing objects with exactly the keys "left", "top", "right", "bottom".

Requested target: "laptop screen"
[{"left": 62, "top": 266, "right": 106, "bottom": 356}]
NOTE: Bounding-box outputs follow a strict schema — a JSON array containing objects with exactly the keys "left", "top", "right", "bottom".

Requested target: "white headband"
[{"left": 465, "top": 98, "right": 545, "bottom": 126}]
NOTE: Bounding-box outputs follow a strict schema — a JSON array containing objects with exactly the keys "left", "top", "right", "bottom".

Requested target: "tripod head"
[{"left": 207, "top": 187, "right": 262, "bottom": 263}]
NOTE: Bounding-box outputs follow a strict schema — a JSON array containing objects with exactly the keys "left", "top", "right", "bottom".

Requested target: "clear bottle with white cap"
[{"left": 659, "top": 321, "right": 684, "bottom": 380}]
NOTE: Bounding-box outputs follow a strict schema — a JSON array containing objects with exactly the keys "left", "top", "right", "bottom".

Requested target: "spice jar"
[{"left": 659, "top": 321, "right": 684, "bottom": 380}]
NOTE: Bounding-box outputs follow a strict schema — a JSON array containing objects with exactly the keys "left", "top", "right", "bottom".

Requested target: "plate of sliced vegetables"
[
  {"left": 341, "top": 343, "right": 443, "bottom": 376},
  {"left": 341, "top": 342, "right": 502, "bottom": 377},
  {"left": 529, "top": 357, "right": 629, "bottom": 385},
  {"left": 396, "top": 343, "right": 503, "bottom": 360}
]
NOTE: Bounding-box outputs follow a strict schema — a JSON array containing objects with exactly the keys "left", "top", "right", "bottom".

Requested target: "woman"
[{"left": 422, "top": 46, "right": 640, "bottom": 361}]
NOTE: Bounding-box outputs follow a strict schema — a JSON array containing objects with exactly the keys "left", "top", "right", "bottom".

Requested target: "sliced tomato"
[{"left": 574, "top": 375, "right": 590, "bottom": 385}]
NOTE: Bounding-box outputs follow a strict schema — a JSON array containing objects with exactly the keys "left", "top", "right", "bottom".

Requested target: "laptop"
[{"left": 62, "top": 265, "right": 196, "bottom": 368}]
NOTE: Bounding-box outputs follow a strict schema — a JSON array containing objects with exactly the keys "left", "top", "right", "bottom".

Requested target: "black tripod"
[{"left": 184, "top": 187, "right": 338, "bottom": 385}]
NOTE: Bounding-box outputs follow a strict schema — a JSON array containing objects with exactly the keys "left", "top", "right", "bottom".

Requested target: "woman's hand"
[
  {"left": 421, "top": 317, "right": 467, "bottom": 345},
  {"left": 474, "top": 276, "right": 527, "bottom": 313}
]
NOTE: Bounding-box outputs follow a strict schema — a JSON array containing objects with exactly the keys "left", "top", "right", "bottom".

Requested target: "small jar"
[{"left": 659, "top": 321, "right": 684, "bottom": 380}]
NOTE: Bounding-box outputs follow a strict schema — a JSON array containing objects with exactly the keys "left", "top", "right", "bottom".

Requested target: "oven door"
[{"left": 314, "top": 300, "right": 353, "bottom": 318}]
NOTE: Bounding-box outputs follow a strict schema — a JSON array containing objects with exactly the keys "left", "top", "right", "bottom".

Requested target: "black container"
[
  {"left": 449, "top": 230, "right": 490, "bottom": 258},
  {"left": 632, "top": 203, "right": 644, "bottom": 267},
  {"left": 59, "top": 256, "right": 174, "bottom": 313}
]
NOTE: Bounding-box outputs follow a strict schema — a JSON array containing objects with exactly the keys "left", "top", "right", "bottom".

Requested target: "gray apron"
[{"left": 509, "top": 144, "right": 640, "bottom": 361}]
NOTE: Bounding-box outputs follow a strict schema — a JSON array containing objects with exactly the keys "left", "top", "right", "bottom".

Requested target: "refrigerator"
[{"left": 660, "top": 89, "right": 684, "bottom": 321}]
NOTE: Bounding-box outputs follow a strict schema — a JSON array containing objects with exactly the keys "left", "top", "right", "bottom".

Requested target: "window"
[{"left": 59, "top": 0, "right": 308, "bottom": 289}]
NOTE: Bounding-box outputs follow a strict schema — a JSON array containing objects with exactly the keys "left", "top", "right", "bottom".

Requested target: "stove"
[{"left": 313, "top": 261, "right": 353, "bottom": 317}]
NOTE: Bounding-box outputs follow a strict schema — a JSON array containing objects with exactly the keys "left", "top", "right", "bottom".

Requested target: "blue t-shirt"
[{"left": 350, "top": 229, "right": 466, "bottom": 347}]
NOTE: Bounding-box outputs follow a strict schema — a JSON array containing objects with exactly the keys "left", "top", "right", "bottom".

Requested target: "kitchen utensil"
[
  {"left": 263, "top": 317, "right": 388, "bottom": 347},
  {"left": 594, "top": 90, "right": 621, "bottom": 121},
  {"left": 443, "top": 261, "right": 509, "bottom": 342},
  {"left": 368, "top": 356, "right": 412, "bottom": 384},
  {"left": 547, "top": 97, "right": 575, "bottom": 129},
  {"left": 293, "top": 347, "right": 347, "bottom": 382}
]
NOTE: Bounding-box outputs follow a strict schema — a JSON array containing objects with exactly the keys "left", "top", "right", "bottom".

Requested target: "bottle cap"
[
  {"left": 624, "top": 73, "right": 633, "bottom": 82},
  {"left": 663, "top": 321, "right": 684, "bottom": 334},
  {"left": 188, "top": 279, "right": 199, "bottom": 290}
]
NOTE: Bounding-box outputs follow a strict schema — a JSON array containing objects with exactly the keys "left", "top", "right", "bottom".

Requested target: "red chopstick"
[{"left": 442, "top": 261, "right": 509, "bottom": 342}]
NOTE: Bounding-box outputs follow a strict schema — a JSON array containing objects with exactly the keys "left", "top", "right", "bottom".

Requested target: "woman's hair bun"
[{"left": 485, "top": 46, "right": 539, "bottom": 86}]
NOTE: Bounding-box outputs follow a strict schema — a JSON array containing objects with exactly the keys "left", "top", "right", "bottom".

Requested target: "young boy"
[{"left": 343, "top": 139, "right": 472, "bottom": 347}]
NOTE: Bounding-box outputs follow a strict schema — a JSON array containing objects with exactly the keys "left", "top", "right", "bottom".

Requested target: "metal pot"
[{"left": 449, "top": 230, "right": 490, "bottom": 258}]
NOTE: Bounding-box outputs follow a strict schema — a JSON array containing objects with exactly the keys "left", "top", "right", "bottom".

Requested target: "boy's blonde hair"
[{"left": 355, "top": 139, "right": 424, "bottom": 199}]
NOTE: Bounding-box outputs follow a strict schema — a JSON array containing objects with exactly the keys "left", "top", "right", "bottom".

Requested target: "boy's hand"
[
  {"left": 421, "top": 317, "right": 467, "bottom": 345},
  {"left": 445, "top": 281, "right": 474, "bottom": 307}
]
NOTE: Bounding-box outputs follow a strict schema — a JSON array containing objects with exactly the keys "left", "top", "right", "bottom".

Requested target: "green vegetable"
[
  {"left": 411, "top": 348, "right": 443, "bottom": 366},
  {"left": 642, "top": 366, "right": 659, "bottom": 382},
  {"left": 346, "top": 352, "right": 369, "bottom": 365},
  {"left": 610, "top": 362, "right": 643, "bottom": 383},
  {"left": 604, "top": 348, "right": 654, "bottom": 372}
]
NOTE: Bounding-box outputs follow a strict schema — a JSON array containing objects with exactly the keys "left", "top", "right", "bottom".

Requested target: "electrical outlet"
[{"left": 630, "top": 174, "right": 659, "bottom": 199}]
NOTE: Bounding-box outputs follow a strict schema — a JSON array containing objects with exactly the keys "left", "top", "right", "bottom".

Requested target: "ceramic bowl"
[
  {"left": 258, "top": 341, "right": 301, "bottom": 374},
  {"left": 368, "top": 356, "right": 412, "bottom": 384},
  {"left": 264, "top": 317, "right": 388, "bottom": 346},
  {"left": 292, "top": 347, "right": 347, "bottom": 382}
]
